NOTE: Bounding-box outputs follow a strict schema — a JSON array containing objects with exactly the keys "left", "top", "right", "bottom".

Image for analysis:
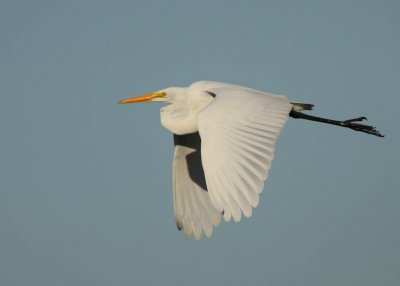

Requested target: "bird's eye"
[{"left": 162, "top": 92, "right": 167, "bottom": 96}]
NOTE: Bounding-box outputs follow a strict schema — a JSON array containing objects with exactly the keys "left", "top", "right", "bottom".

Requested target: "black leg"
[{"left": 289, "top": 111, "right": 384, "bottom": 137}]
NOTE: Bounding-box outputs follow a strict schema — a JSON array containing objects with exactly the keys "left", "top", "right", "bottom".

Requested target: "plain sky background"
[{"left": 1, "top": 1, "right": 399, "bottom": 285}]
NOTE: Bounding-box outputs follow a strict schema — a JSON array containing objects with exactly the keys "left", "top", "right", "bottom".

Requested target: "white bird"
[{"left": 119, "top": 81, "right": 383, "bottom": 240}]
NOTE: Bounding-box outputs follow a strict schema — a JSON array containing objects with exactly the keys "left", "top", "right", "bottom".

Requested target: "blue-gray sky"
[{"left": 1, "top": 1, "right": 399, "bottom": 285}]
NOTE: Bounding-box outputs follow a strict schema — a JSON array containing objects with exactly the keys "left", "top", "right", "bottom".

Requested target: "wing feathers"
[
  {"left": 172, "top": 133, "right": 221, "bottom": 240},
  {"left": 172, "top": 83, "right": 291, "bottom": 239},
  {"left": 198, "top": 88, "right": 292, "bottom": 222}
]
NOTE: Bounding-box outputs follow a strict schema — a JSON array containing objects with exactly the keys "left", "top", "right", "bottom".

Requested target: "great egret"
[{"left": 119, "top": 81, "right": 383, "bottom": 240}]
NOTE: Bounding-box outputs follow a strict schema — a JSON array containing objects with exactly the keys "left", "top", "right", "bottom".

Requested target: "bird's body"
[
  {"left": 119, "top": 81, "right": 383, "bottom": 239},
  {"left": 159, "top": 81, "right": 292, "bottom": 135}
]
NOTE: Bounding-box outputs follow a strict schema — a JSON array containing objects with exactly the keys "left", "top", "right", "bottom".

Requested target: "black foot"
[{"left": 341, "top": 116, "right": 384, "bottom": 137}]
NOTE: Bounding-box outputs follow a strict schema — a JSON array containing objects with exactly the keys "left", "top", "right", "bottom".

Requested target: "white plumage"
[
  {"left": 197, "top": 83, "right": 291, "bottom": 224},
  {"left": 120, "top": 81, "right": 293, "bottom": 239}
]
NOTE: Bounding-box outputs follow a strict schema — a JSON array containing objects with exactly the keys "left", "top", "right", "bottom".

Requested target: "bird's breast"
[{"left": 160, "top": 104, "right": 199, "bottom": 135}]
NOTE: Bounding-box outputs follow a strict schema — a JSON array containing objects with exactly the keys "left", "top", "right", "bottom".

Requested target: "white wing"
[
  {"left": 197, "top": 86, "right": 292, "bottom": 222},
  {"left": 172, "top": 133, "right": 221, "bottom": 240}
]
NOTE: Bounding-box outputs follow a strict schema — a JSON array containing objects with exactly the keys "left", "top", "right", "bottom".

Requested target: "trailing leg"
[{"left": 289, "top": 111, "right": 384, "bottom": 137}]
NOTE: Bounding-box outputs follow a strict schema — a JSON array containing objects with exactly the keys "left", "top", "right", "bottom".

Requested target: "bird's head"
[{"left": 119, "top": 87, "right": 185, "bottom": 104}]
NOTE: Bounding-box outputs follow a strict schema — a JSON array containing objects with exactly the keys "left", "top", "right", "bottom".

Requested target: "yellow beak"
[{"left": 119, "top": 92, "right": 165, "bottom": 104}]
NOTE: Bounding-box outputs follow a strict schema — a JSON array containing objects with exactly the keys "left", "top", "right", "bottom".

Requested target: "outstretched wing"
[
  {"left": 197, "top": 86, "right": 292, "bottom": 222},
  {"left": 172, "top": 133, "right": 221, "bottom": 240}
]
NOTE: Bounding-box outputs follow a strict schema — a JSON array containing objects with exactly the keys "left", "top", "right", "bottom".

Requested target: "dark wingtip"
[{"left": 176, "top": 220, "right": 183, "bottom": 231}]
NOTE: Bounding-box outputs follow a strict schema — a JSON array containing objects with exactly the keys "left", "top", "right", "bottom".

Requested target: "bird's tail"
[{"left": 290, "top": 102, "right": 314, "bottom": 112}]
